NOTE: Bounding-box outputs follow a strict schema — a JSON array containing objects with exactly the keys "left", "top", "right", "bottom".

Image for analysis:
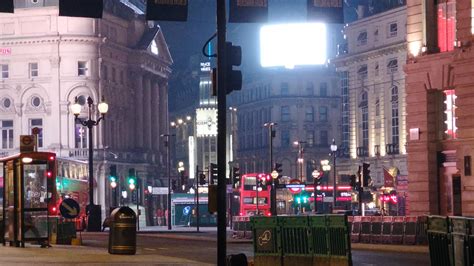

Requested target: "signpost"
[
  {"left": 312, "top": 170, "right": 322, "bottom": 213},
  {"left": 60, "top": 198, "right": 80, "bottom": 219}
]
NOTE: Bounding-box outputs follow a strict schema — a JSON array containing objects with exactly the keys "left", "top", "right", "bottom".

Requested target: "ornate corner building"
[
  {"left": 0, "top": 0, "right": 172, "bottom": 225},
  {"left": 405, "top": 0, "right": 474, "bottom": 216}
]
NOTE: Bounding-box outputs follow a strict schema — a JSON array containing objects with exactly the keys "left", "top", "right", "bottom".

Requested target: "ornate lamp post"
[{"left": 71, "top": 96, "right": 108, "bottom": 232}]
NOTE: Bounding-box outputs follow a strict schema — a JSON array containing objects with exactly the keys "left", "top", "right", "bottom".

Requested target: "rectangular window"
[
  {"left": 281, "top": 130, "right": 290, "bottom": 147},
  {"left": 305, "top": 107, "right": 314, "bottom": 122},
  {"left": 281, "top": 106, "right": 290, "bottom": 122},
  {"left": 102, "top": 65, "right": 108, "bottom": 80},
  {"left": 280, "top": 82, "right": 289, "bottom": 96},
  {"left": 306, "top": 130, "right": 314, "bottom": 146},
  {"left": 357, "top": 31, "right": 367, "bottom": 46},
  {"left": 78, "top": 61, "right": 88, "bottom": 76},
  {"left": 438, "top": 1, "right": 456, "bottom": 52},
  {"left": 362, "top": 107, "right": 369, "bottom": 148},
  {"left": 29, "top": 119, "right": 43, "bottom": 148},
  {"left": 1, "top": 64, "right": 8, "bottom": 79},
  {"left": 319, "top": 106, "right": 328, "bottom": 121},
  {"left": 320, "top": 130, "right": 328, "bottom": 146},
  {"left": 388, "top": 22, "right": 398, "bottom": 37},
  {"left": 341, "top": 71, "right": 349, "bottom": 149},
  {"left": 320, "top": 82, "right": 327, "bottom": 96},
  {"left": 358, "top": 65, "right": 368, "bottom": 80},
  {"left": 29, "top": 62, "right": 38, "bottom": 78},
  {"left": 75, "top": 120, "right": 87, "bottom": 149},
  {"left": 112, "top": 67, "right": 116, "bottom": 82},
  {"left": 1, "top": 120, "right": 13, "bottom": 149},
  {"left": 387, "top": 59, "right": 398, "bottom": 74}
]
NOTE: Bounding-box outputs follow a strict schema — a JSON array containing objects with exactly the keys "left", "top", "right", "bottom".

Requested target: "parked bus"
[{"left": 238, "top": 173, "right": 271, "bottom": 216}]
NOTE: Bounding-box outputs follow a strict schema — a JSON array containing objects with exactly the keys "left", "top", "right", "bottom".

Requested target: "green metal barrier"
[
  {"left": 467, "top": 218, "right": 474, "bottom": 266},
  {"left": 327, "top": 215, "right": 352, "bottom": 266},
  {"left": 250, "top": 216, "right": 281, "bottom": 266},
  {"left": 309, "top": 215, "right": 329, "bottom": 266},
  {"left": 427, "top": 216, "right": 451, "bottom": 266},
  {"left": 450, "top": 217, "right": 469, "bottom": 266},
  {"left": 279, "top": 216, "right": 312, "bottom": 266}
]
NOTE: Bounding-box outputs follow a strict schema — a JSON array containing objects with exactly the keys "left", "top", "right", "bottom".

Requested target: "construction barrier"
[
  {"left": 427, "top": 216, "right": 450, "bottom": 266},
  {"left": 360, "top": 216, "right": 371, "bottom": 243},
  {"left": 327, "top": 215, "right": 352, "bottom": 266},
  {"left": 251, "top": 216, "right": 281, "bottom": 266},
  {"left": 232, "top": 216, "right": 251, "bottom": 239},
  {"left": 404, "top": 216, "right": 418, "bottom": 245},
  {"left": 350, "top": 216, "right": 361, "bottom": 243},
  {"left": 381, "top": 216, "right": 393, "bottom": 244},
  {"left": 309, "top": 215, "right": 329, "bottom": 265},
  {"left": 417, "top": 216, "right": 428, "bottom": 245},
  {"left": 251, "top": 215, "right": 352, "bottom": 266},
  {"left": 370, "top": 216, "right": 383, "bottom": 244},
  {"left": 391, "top": 216, "right": 404, "bottom": 244},
  {"left": 279, "top": 216, "right": 313, "bottom": 265}
]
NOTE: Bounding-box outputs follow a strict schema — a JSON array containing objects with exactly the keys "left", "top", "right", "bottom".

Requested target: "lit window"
[
  {"left": 391, "top": 86, "right": 399, "bottom": 145},
  {"left": 75, "top": 120, "right": 87, "bottom": 149},
  {"left": 444, "top": 89, "right": 457, "bottom": 139},
  {"left": 388, "top": 22, "right": 398, "bottom": 37},
  {"left": 438, "top": 2, "right": 456, "bottom": 52},
  {"left": 78, "top": 61, "right": 88, "bottom": 76},
  {"left": 151, "top": 40, "right": 159, "bottom": 55},
  {"left": 1, "top": 64, "right": 8, "bottom": 79},
  {"left": 357, "top": 31, "right": 367, "bottom": 46},
  {"left": 29, "top": 62, "right": 38, "bottom": 78}
]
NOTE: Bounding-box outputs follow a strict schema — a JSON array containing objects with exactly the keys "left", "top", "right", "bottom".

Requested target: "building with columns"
[
  {"left": 0, "top": 0, "right": 172, "bottom": 224},
  {"left": 405, "top": 0, "right": 474, "bottom": 216},
  {"left": 332, "top": 5, "right": 408, "bottom": 214}
]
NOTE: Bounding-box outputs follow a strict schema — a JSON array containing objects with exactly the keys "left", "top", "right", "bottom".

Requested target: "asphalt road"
[{"left": 80, "top": 233, "right": 430, "bottom": 265}]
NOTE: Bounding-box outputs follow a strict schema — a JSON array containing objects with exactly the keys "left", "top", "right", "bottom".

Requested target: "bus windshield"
[{"left": 242, "top": 176, "right": 268, "bottom": 190}]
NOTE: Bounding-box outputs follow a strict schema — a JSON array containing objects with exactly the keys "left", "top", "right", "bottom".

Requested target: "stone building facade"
[{"left": 0, "top": 0, "right": 172, "bottom": 223}]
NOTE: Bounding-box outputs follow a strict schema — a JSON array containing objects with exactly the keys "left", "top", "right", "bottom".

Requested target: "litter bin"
[{"left": 108, "top": 206, "right": 136, "bottom": 255}]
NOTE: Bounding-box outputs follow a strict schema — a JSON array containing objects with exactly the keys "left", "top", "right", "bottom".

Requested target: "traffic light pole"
[
  {"left": 359, "top": 169, "right": 363, "bottom": 216},
  {"left": 268, "top": 123, "right": 277, "bottom": 216},
  {"left": 217, "top": 0, "right": 227, "bottom": 263},
  {"left": 195, "top": 165, "right": 200, "bottom": 232}
]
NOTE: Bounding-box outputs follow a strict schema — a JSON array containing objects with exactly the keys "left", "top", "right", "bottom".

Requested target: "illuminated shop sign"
[
  {"left": 0, "top": 48, "right": 11, "bottom": 55},
  {"left": 196, "top": 108, "right": 217, "bottom": 137}
]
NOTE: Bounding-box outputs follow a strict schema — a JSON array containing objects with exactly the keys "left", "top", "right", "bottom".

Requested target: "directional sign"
[{"left": 60, "top": 198, "right": 80, "bottom": 219}]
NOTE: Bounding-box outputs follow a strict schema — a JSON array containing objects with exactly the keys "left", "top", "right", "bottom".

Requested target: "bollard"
[{"left": 108, "top": 206, "right": 136, "bottom": 255}]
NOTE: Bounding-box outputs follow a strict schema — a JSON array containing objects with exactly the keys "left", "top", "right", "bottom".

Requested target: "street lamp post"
[
  {"left": 293, "top": 141, "right": 306, "bottom": 181},
  {"left": 330, "top": 139, "right": 338, "bottom": 212},
  {"left": 264, "top": 122, "right": 277, "bottom": 216},
  {"left": 161, "top": 133, "right": 175, "bottom": 230},
  {"left": 71, "top": 96, "right": 108, "bottom": 232}
]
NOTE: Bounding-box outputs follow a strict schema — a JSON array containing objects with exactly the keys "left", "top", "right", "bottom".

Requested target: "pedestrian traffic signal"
[
  {"left": 362, "top": 163, "right": 371, "bottom": 187},
  {"left": 199, "top": 173, "right": 207, "bottom": 185},
  {"left": 350, "top": 174, "right": 357, "bottom": 189},
  {"left": 128, "top": 168, "right": 136, "bottom": 190},
  {"left": 179, "top": 170, "right": 187, "bottom": 186},
  {"left": 225, "top": 42, "right": 242, "bottom": 94},
  {"left": 210, "top": 163, "right": 218, "bottom": 184}
]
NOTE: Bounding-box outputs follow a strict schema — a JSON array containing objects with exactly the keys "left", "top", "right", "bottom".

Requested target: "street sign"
[
  {"left": 288, "top": 179, "right": 303, "bottom": 194},
  {"left": 20, "top": 135, "right": 36, "bottom": 153},
  {"left": 152, "top": 187, "right": 168, "bottom": 195},
  {"left": 312, "top": 170, "right": 322, "bottom": 179},
  {"left": 60, "top": 198, "right": 80, "bottom": 219}
]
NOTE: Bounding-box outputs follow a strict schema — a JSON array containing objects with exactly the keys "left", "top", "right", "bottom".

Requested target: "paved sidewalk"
[{"left": 0, "top": 244, "right": 211, "bottom": 265}]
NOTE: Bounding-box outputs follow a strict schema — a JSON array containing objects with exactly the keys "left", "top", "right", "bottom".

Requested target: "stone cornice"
[
  {"left": 1, "top": 35, "right": 102, "bottom": 46},
  {"left": 333, "top": 43, "right": 406, "bottom": 67}
]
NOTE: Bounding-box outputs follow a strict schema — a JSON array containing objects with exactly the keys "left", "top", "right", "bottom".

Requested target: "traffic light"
[
  {"left": 225, "top": 42, "right": 242, "bottom": 94},
  {"left": 199, "top": 173, "right": 207, "bottom": 185},
  {"left": 350, "top": 175, "right": 357, "bottom": 189},
  {"left": 179, "top": 170, "right": 187, "bottom": 186},
  {"left": 172, "top": 180, "right": 177, "bottom": 191},
  {"left": 109, "top": 165, "right": 117, "bottom": 188},
  {"left": 210, "top": 163, "right": 218, "bottom": 184},
  {"left": 208, "top": 184, "right": 217, "bottom": 213},
  {"left": 128, "top": 168, "right": 136, "bottom": 190},
  {"left": 274, "top": 163, "right": 283, "bottom": 177},
  {"left": 232, "top": 167, "right": 240, "bottom": 188},
  {"left": 362, "top": 163, "right": 371, "bottom": 187}
]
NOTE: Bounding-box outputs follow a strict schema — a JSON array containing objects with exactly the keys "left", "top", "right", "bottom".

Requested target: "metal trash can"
[{"left": 108, "top": 206, "right": 136, "bottom": 255}]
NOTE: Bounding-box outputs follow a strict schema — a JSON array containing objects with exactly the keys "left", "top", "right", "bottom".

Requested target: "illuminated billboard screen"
[
  {"left": 196, "top": 108, "right": 217, "bottom": 137},
  {"left": 260, "top": 23, "right": 327, "bottom": 68}
]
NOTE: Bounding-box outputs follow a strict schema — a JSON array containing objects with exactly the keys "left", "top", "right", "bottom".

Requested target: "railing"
[
  {"left": 386, "top": 144, "right": 399, "bottom": 155},
  {"left": 356, "top": 147, "right": 368, "bottom": 157}
]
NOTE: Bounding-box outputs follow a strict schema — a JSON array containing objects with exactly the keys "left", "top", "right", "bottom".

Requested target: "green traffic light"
[
  {"left": 110, "top": 176, "right": 117, "bottom": 182},
  {"left": 128, "top": 178, "right": 135, "bottom": 185}
]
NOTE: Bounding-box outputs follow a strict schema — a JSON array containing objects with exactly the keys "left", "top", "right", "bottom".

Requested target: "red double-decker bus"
[{"left": 238, "top": 173, "right": 271, "bottom": 216}]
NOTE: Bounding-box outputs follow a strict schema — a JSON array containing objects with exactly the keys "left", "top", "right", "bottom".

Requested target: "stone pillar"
[
  {"left": 136, "top": 74, "right": 144, "bottom": 148},
  {"left": 143, "top": 75, "right": 152, "bottom": 149},
  {"left": 151, "top": 79, "right": 159, "bottom": 151}
]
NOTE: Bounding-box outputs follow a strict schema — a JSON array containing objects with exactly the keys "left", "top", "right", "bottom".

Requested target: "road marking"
[{"left": 144, "top": 248, "right": 156, "bottom": 251}]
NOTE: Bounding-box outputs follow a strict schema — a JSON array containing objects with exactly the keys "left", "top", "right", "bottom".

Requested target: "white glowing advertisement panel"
[
  {"left": 260, "top": 23, "right": 327, "bottom": 68},
  {"left": 196, "top": 108, "right": 217, "bottom": 137}
]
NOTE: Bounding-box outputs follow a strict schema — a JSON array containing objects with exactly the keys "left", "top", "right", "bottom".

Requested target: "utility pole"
[
  {"left": 195, "top": 165, "right": 200, "bottom": 232},
  {"left": 216, "top": 0, "right": 227, "bottom": 264}
]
